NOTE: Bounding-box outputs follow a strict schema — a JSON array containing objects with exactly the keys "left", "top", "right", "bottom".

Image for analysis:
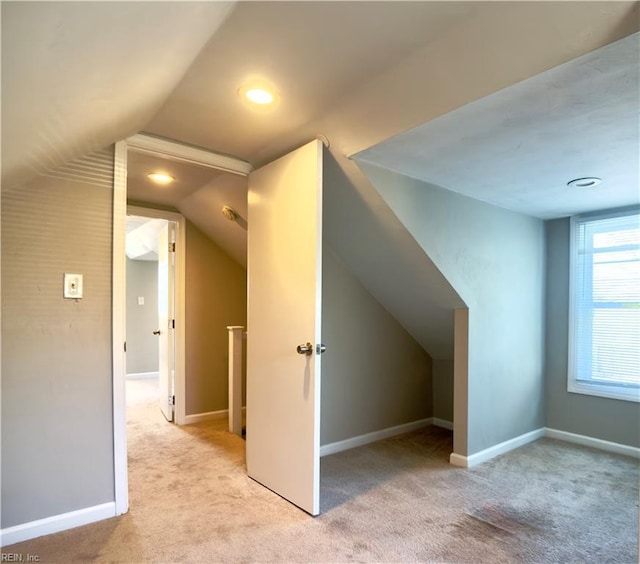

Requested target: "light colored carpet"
[
  {"left": 126, "top": 376, "right": 160, "bottom": 407},
  {"left": 4, "top": 387, "right": 638, "bottom": 563}
]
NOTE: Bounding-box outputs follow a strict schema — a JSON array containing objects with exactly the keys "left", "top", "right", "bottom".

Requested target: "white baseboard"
[
  {"left": 448, "top": 425, "right": 640, "bottom": 469},
  {"left": 183, "top": 409, "right": 227, "bottom": 424},
  {"left": 182, "top": 406, "right": 246, "bottom": 425},
  {"left": 545, "top": 427, "right": 640, "bottom": 459},
  {"left": 449, "top": 427, "right": 546, "bottom": 468},
  {"left": 126, "top": 371, "right": 159, "bottom": 380},
  {"left": 433, "top": 418, "right": 454, "bottom": 431},
  {"left": 0, "top": 502, "right": 116, "bottom": 548},
  {"left": 320, "top": 418, "right": 432, "bottom": 457}
]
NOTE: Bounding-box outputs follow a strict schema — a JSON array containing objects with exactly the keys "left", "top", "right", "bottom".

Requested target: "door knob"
[
  {"left": 296, "top": 343, "right": 327, "bottom": 355},
  {"left": 153, "top": 330, "right": 161, "bottom": 336}
]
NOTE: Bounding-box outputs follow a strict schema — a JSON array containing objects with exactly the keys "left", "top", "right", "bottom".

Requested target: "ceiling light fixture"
[
  {"left": 246, "top": 88, "right": 274, "bottom": 105},
  {"left": 147, "top": 172, "right": 175, "bottom": 185},
  {"left": 238, "top": 83, "right": 279, "bottom": 107},
  {"left": 567, "top": 177, "right": 602, "bottom": 188},
  {"left": 221, "top": 205, "right": 238, "bottom": 222}
]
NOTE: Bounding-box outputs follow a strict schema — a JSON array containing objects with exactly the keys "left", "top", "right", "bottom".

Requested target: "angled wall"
[
  {"left": 360, "top": 162, "right": 545, "bottom": 457},
  {"left": 185, "top": 220, "right": 247, "bottom": 415},
  {"left": 322, "top": 150, "right": 464, "bottom": 360},
  {"left": 321, "top": 249, "right": 433, "bottom": 445},
  {"left": 320, "top": 149, "right": 462, "bottom": 449}
]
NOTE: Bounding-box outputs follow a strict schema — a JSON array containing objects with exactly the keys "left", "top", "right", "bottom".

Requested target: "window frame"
[{"left": 568, "top": 206, "right": 640, "bottom": 403}]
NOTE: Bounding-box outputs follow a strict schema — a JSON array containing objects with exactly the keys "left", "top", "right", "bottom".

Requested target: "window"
[{"left": 569, "top": 207, "right": 640, "bottom": 402}]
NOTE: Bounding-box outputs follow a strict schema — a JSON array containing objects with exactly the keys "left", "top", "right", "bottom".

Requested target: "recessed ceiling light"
[
  {"left": 147, "top": 172, "right": 175, "bottom": 185},
  {"left": 238, "top": 84, "right": 279, "bottom": 107},
  {"left": 246, "top": 88, "right": 274, "bottom": 105},
  {"left": 567, "top": 177, "right": 602, "bottom": 188}
]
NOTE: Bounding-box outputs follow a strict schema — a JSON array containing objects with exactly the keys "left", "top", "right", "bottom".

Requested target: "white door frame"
[
  {"left": 112, "top": 135, "right": 252, "bottom": 515},
  {"left": 113, "top": 141, "right": 128, "bottom": 515}
]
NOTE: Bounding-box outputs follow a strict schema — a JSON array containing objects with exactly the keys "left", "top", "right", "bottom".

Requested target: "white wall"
[{"left": 361, "top": 163, "right": 546, "bottom": 456}]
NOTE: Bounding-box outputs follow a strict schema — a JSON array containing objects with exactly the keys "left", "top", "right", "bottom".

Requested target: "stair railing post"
[{"left": 227, "top": 326, "right": 244, "bottom": 436}]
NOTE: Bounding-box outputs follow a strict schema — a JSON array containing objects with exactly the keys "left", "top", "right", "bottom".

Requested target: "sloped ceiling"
[
  {"left": 177, "top": 172, "right": 248, "bottom": 267},
  {"left": 126, "top": 217, "right": 166, "bottom": 261},
  {"left": 126, "top": 150, "right": 249, "bottom": 266},
  {"left": 125, "top": 1, "right": 638, "bottom": 257},
  {"left": 145, "top": 1, "right": 477, "bottom": 166},
  {"left": 3, "top": 1, "right": 639, "bottom": 359},
  {"left": 1, "top": 1, "right": 234, "bottom": 189}
]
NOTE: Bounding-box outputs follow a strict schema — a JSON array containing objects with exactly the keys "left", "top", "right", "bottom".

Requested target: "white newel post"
[{"left": 227, "top": 326, "right": 244, "bottom": 436}]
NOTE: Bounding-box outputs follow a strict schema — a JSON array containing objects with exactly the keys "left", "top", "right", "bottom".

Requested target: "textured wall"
[
  {"left": 185, "top": 221, "right": 247, "bottom": 415},
  {"left": 126, "top": 257, "right": 159, "bottom": 374},
  {"left": 363, "top": 163, "right": 546, "bottom": 457},
  {"left": 321, "top": 249, "right": 433, "bottom": 445},
  {"left": 545, "top": 218, "right": 640, "bottom": 447},
  {"left": 1, "top": 148, "right": 115, "bottom": 528}
]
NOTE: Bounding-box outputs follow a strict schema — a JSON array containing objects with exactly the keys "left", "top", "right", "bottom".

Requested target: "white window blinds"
[{"left": 569, "top": 209, "right": 640, "bottom": 401}]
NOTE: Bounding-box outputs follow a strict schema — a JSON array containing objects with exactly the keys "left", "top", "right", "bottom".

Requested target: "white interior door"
[
  {"left": 157, "top": 222, "right": 175, "bottom": 422},
  {"left": 246, "top": 139, "right": 323, "bottom": 516}
]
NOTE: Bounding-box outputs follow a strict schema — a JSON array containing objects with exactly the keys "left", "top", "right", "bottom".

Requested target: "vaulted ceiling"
[
  {"left": 3, "top": 1, "right": 639, "bottom": 357},
  {"left": 4, "top": 2, "right": 637, "bottom": 197},
  {"left": 1, "top": 1, "right": 234, "bottom": 189}
]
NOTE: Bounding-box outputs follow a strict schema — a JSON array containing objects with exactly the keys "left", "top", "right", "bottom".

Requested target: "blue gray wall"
[
  {"left": 126, "top": 257, "right": 159, "bottom": 375},
  {"left": 545, "top": 218, "right": 640, "bottom": 447},
  {"left": 361, "top": 163, "right": 546, "bottom": 457},
  {"left": 433, "top": 360, "right": 454, "bottom": 423},
  {"left": 1, "top": 149, "right": 115, "bottom": 528},
  {"left": 321, "top": 249, "right": 433, "bottom": 445}
]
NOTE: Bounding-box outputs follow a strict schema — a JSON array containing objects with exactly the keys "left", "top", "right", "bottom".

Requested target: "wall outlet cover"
[{"left": 64, "top": 273, "right": 83, "bottom": 299}]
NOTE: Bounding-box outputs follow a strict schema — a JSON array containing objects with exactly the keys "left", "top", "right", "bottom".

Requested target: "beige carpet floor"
[{"left": 4, "top": 384, "right": 639, "bottom": 563}]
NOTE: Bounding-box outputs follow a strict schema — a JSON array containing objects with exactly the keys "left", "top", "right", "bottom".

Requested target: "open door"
[
  {"left": 157, "top": 221, "right": 175, "bottom": 422},
  {"left": 246, "top": 140, "right": 323, "bottom": 515}
]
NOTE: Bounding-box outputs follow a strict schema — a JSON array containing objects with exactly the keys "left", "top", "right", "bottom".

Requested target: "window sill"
[{"left": 568, "top": 381, "right": 640, "bottom": 403}]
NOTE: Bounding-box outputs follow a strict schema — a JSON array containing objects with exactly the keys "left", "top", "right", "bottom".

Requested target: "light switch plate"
[
  {"left": 64, "top": 273, "right": 83, "bottom": 299},
  {"left": 137, "top": 296, "right": 145, "bottom": 306}
]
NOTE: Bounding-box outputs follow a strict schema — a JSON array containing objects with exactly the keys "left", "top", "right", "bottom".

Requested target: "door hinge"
[
  {"left": 169, "top": 395, "right": 175, "bottom": 406},
  {"left": 124, "top": 341, "right": 127, "bottom": 352},
  {"left": 171, "top": 319, "right": 175, "bottom": 329},
  {"left": 169, "top": 241, "right": 176, "bottom": 253}
]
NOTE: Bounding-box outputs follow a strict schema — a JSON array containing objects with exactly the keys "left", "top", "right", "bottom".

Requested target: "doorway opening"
[
  {"left": 112, "top": 137, "right": 251, "bottom": 515},
  {"left": 125, "top": 214, "right": 177, "bottom": 422},
  {"left": 124, "top": 204, "right": 186, "bottom": 426}
]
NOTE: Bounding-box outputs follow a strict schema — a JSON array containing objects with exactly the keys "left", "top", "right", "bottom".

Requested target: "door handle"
[
  {"left": 153, "top": 330, "right": 161, "bottom": 336},
  {"left": 296, "top": 342, "right": 327, "bottom": 355}
]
